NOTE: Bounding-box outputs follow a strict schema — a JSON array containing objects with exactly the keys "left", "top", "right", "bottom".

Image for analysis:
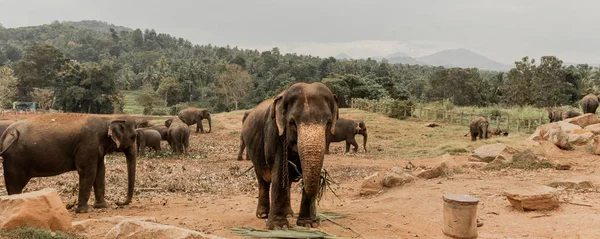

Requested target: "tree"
[
  {"left": 156, "top": 76, "right": 181, "bottom": 105},
  {"left": 0, "top": 66, "right": 18, "bottom": 108},
  {"left": 13, "top": 43, "right": 67, "bottom": 100},
  {"left": 505, "top": 57, "right": 536, "bottom": 106},
  {"left": 136, "top": 85, "right": 165, "bottom": 115},
  {"left": 217, "top": 64, "right": 252, "bottom": 110},
  {"left": 30, "top": 88, "right": 54, "bottom": 110}
]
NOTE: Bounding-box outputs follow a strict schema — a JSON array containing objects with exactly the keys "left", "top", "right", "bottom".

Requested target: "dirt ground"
[{"left": 2, "top": 109, "right": 600, "bottom": 239}]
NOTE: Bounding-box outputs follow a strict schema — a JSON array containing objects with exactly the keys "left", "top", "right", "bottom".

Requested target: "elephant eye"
[{"left": 131, "top": 136, "right": 136, "bottom": 141}]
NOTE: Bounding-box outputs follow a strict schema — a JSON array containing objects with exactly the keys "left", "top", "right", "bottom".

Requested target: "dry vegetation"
[{"left": 1, "top": 109, "right": 600, "bottom": 238}]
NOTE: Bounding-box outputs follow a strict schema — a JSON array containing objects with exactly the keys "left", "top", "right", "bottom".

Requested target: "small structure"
[
  {"left": 442, "top": 194, "right": 479, "bottom": 239},
  {"left": 12, "top": 102, "right": 36, "bottom": 111}
]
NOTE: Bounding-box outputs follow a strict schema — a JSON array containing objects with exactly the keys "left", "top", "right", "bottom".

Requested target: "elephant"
[
  {"left": 136, "top": 128, "right": 162, "bottom": 155},
  {"left": 547, "top": 108, "right": 581, "bottom": 123},
  {"left": 469, "top": 116, "right": 489, "bottom": 141},
  {"left": 241, "top": 82, "right": 338, "bottom": 229},
  {"left": 178, "top": 108, "right": 211, "bottom": 133},
  {"left": 150, "top": 125, "right": 168, "bottom": 141},
  {"left": 237, "top": 111, "right": 251, "bottom": 161},
  {"left": 165, "top": 117, "right": 190, "bottom": 155},
  {"left": 0, "top": 120, "right": 16, "bottom": 136},
  {"left": 0, "top": 113, "right": 138, "bottom": 213},
  {"left": 325, "top": 118, "right": 367, "bottom": 154},
  {"left": 581, "top": 93, "right": 600, "bottom": 114},
  {"left": 135, "top": 119, "right": 153, "bottom": 128}
]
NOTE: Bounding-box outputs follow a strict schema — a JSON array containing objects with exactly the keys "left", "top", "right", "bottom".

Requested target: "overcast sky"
[{"left": 1, "top": 0, "right": 599, "bottom": 64}]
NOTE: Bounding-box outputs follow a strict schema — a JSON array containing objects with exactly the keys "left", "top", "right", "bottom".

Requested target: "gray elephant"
[
  {"left": 469, "top": 116, "right": 489, "bottom": 141},
  {"left": 135, "top": 119, "right": 153, "bottom": 128},
  {"left": 242, "top": 82, "right": 338, "bottom": 229},
  {"left": 0, "top": 120, "right": 15, "bottom": 136},
  {"left": 178, "top": 108, "right": 211, "bottom": 133},
  {"left": 136, "top": 128, "right": 162, "bottom": 155},
  {"left": 547, "top": 108, "right": 581, "bottom": 123},
  {"left": 326, "top": 118, "right": 367, "bottom": 154},
  {"left": 150, "top": 125, "right": 168, "bottom": 141},
  {"left": 0, "top": 113, "right": 138, "bottom": 213},
  {"left": 237, "top": 111, "right": 251, "bottom": 161},
  {"left": 581, "top": 93, "right": 600, "bottom": 114},
  {"left": 165, "top": 117, "right": 190, "bottom": 155}
]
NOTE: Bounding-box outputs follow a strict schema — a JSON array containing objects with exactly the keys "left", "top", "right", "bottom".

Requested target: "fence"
[{"left": 351, "top": 98, "right": 548, "bottom": 133}]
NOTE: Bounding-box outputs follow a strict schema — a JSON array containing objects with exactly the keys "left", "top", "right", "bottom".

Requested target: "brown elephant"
[
  {"left": 0, "top": 120, "right": 16, "bottom": 136},
  {"left": 0, "top": 113, "right": 138, "bottom": 213},
  {"left": 178, "top": 108, "right": 211, "bottom": 133},
  {"left": 150, "top": 125, "right": 168, "bottom": 141},
  {"left": 326, "top": 118, "right": 367, "bottom": 154},
  {"left": 135, "top": 119, "right": 153, "bottom": 128},
  {"left": 469, "top": 116, "right": 489, "bottom": 141},
  {"left": 547, "top": 108, "right": 581, "bottom": 123},
  {"left": 236, "top": 111, "right": 251, "bottom": 161},
  {"left": 581, "top": 93, "right": 600, "bottom": 114},
  {"left": 136, "top": 128, "right": 162, "bottom": 155},
  {"left": 165, "top": 117, "right": 190, "bottom": 155},
  {"left": 242, "top": 82, "right": 338, "bottom": 229}
]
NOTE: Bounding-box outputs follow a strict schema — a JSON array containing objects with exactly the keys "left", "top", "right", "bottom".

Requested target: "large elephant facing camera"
[
  {"left": 0, "top": 113, "right": 138, "bottom": 213},
  {"left": 178, "top": 108, "right": 211, "bottom": 133},
  {"left": 326, "top": 118, "right": 367, "bottom": 154},
  {"left": 581, "top": 93, "right": 600, "bottom": 114},
  {"left": 242, "top": 82, "right": 339, "bottom": 229},
  {"left": 469, "top": 116, "right": 489, "bottom": 141}
]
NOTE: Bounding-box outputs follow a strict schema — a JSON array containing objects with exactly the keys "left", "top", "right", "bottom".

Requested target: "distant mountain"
[
  {"left": 61, "top": 20, "right": 132, "bottom": 33},
  {"left": 335, "top": 53, "right": 352, "bottom": 60},
  {"left": 386, "top": 56, "right": 428, "bottom": 65},
  {"left": 386, "top": 51, "right": 409, "bottom": 58},
  {"left": 416, "top": 48, "right": 511, "bottom": 71}
]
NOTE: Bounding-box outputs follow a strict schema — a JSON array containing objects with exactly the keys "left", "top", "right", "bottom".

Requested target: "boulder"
[
  {"left": 72, "top": 216, "right": 158, "bottom": 239},
  {"left": 0, "top": 188, "right": 71, "bottom": 231},
  {"left": 468, "top": 143, "right": 517, "bottom": 163},
  {"left": 593, "top": 136, "right": 600, "bottom": 155},
  {"left": 568, "top": 130, "right": 594, "bottom": 145},
  {"left": 461, "top": 162, "right": 488, "bottom": 169},
  {"left": 584, "top": 123, "right": 600, "bottom": 134},
  {"left": 548, "top": 128, "right": 570, "bottom": 149},
  {"left": 548, "top": 179, "right": 595, "bottom": 190},
  {"left": 360, "top": 172, "right": 384, "bottom": 196},
  {"left": 509, "top": 150, "right": 553, "bottom": 169},
  {"left": 104, "top": 220, "right": 225, "bottom": 239},
  {"left": 382, "top": 171, "right": 416, "bottom": 188},
  {"left": 417, "top": 154, "right": 457, "bottom": 179},
  {"left": 563, "top": 113, "right": 600, "bottom": 128},
  {"left": 503, "top": 186, "right": 559, "bottom": 211},
  {"left": 528, "top": 122, "right": 581, "bottom": 141}
]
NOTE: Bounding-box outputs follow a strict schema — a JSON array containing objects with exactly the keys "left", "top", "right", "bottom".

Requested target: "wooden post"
[
  {"left": 442, "top": 194, "right": 479, "bottom": 239},
  {"left": 496, "top": 116, "right": 500, "bottom": 130},
  {"left": 434, "top": 110, "right": 438, "bottom": 122},
  {"left": 426, "top": 109, "right": 429, "bottom": 121},
  {"left": 506, "top": 116, "right": 510, "bottom": 131},
  {"left": 528, "top": 119, "right": 532, "bottom": 132},
  {"left": 411, "top": 105, "right": 415, "bottom": 118},
  {"left": 451, "top": 111, "right": 455, "bottom": 124},
  {"left": 516, "top": 118, "right": 520, "bottom": 132},
  {"left": 403, "top": 106, "right": 407, "bottom": 118},
  {"left": 460, "top": 112, "right": 464, "bottom": 125},
  {"left": 419, "top": 107, "right": 423, "bottom": 120}
]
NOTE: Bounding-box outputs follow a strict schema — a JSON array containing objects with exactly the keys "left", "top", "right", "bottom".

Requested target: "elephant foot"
[
  {"left": 256, "top": 205, "right": 269, "bottom": 219},
  {"left": 75, "top": 205, "right": 90, "bottom": 213},
  {"left": 93, "top": 201, "right": 109, "bottom": 209},
  {"left": 284, "top": 206, "right": 294, "bottom": 218},
  {"left": 267, "top": 216, "right": 290, "bottom": 230},
  {"left": 296, "top": 217, "right": 320, "bottom": 228},
  {"left": 236, "top": 156, "right": 243, "bottom": 161}
]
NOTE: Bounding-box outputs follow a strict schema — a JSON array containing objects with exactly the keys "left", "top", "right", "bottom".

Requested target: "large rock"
[
  {"left": 468, "top": 143, "right": 517, "bottom": 163},
  {"left": 72, "top": 216, "right": 158, "bottom": 239},
  {"left": 104, "top": 220, "right": 225, "bottom": 239},
  {"left": 528, "top": 122, "right": 581, "bottom": 141},
  {"left": 548, "top": 128, "right": 570, "bottom": 149},
  {"left": 382, "top": 171, "right": 416, "bottom": 188},
  {"left": 548, "top": 179, "right": 595, "bottom": 190},
  {"left": 503, "top": 186, "right": 559, "bottom": 211},
  {"left": 0, "top": 188, "right": 72, "bottom": 231},
  {"left": 563, "top": 113, "right": 600, "bottom": 128},
  {"left": 509, "top": 149, "right": 553, "bottom": 169},
  {"left": 584, "top": 123, "right": 600, "bottom": 134},
  {"left": 360, "top": 172, "right": 384, "bottom": 196},
  {"left": 593, "top": 136, "right": 600, "bottom": 155},
  {"left": 417, "top": 154, "right": 457, "bottom": 179},
  {"left": 568, "top": 130, "right": 594, "bottom": 145}
]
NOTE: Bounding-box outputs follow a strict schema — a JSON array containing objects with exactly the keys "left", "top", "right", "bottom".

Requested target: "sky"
[{"left": 1, "top": 0, "right": 599, "bottom": 64}]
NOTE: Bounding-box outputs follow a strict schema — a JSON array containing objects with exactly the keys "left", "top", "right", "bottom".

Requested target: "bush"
[
  {"left": 352, "top": 97, "right": 414, "bottom": 120},
  {"left": 0, "top": 227, "right": 83, "bottom": 239}
]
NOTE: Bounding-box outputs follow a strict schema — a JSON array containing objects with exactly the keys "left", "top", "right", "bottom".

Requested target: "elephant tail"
[{"left": 0, "top": 128, "right": 19, "bottom": 156}]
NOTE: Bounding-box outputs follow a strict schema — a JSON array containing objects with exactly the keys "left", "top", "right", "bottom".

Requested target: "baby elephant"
[
  {"left": 326, "top": 118, "right": 367, "bottom": 154},
  {"left": 136, "top": 128, "right": 162, "bottom": 155},
  {"left": 548, "top": 109, "right": 581, "bottom": 123},
  {"left": 469, "top": 116, "right": 489, "bottom": 141}
]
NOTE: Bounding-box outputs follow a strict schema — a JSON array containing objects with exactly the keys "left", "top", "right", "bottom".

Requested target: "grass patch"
[
  {"left": 484, "top": 150, "right": 554, "bottom": 171},
  {"left": 0, "top": 227, "right": 83, "bottom": 239},
  {"left": 230, "top": 227, "right": 343, "bottom": 239}
]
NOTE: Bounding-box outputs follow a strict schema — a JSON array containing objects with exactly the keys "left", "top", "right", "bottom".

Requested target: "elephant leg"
[
  {"left": 345, "top": 141, "right": 351, "bottom": 153},
  {"left": 75, "top": 156, "right": 98, "bottom": 213},
  {"left": 184, "top": 137, "right": 189, "bottom": 154},
  {"left": 237, "top": 139, "right": 245, "bottom": 161},
  {"left": 140, "top": 142, "right": 146, "bottom": 155},
  {"left": 325, "top": 140, "right": 331, "bottom": 154},
  {"left": 349, "top": 137, "right": 359, "bottom": 152},
  {"left": 255, "top": 169, "right": 270, "bottom": 219},
  {"left": 93, "top": 157, "right": 108, "bottom": 209},
  {"left": 471, "top": 132, "right": 477, "bottom": 141},
  {"left": 197, "top": 122, "right": 204, "bottom": 133},
  {"left": 479, "top": 128, "right": 484, "bottom": 140},
  {"left": 266, "top": 159, "right": 292, "bottom": 229},
  {"left": 3, "top": 162, "right": 30, "bottom": 195},
  {"left": 296, "top": 188, "right": 319, "bottom": 228}
]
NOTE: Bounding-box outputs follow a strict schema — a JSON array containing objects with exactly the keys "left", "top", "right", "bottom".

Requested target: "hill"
[
  {"left": 62, "top": 20, "right": 132, "bottom": 33},
  {"left": 417, "top": 48, "right": 511, "bottom": 71}
]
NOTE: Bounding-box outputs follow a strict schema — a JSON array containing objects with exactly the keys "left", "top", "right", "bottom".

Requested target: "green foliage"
[
  {"left": 0, "top": 227, "right": 84, "bottom": 239},
  {"left": 0, "top": 66, "right": 18, "bottom": 108},
  {"left": 353, "top": 97, "right": 414, "bottom": 119}
]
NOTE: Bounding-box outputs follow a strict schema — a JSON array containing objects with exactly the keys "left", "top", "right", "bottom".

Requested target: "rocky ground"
[{"left": 2, "top": 109, "right": 600, "bottom": 238}]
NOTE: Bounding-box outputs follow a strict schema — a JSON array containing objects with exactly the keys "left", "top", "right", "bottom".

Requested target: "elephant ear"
[
  {"left": 271, "top": 95, "right": 286, "bottom": 136},
  {"left": 108, "top": 120, "right": 126, "bottom": 148},
  {"left": 330, "top": 94, "right": 339, "bottom": 135},
  {"left": 165, "top": 118, "right": 173, "bottom": 128}
]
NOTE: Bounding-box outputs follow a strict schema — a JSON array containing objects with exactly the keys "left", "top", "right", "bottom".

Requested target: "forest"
[{"left": 0, "top": 20, "right": 599, "bottom": 114}]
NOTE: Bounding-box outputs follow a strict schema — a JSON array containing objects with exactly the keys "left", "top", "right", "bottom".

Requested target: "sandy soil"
[{"left": 1, "top": 110, "right": 600, "bottom": 239}]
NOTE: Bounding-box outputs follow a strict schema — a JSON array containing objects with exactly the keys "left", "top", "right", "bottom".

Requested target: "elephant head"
[
  {"left": 165, "top": 118, "right": 173, "bottom": 128},
  {"left": 355, "top": 121, "right": 368, "bottom": 153},
  {"left": 272, "top": 83, "right": 338, "bottom": 196},
  {"left": 108, "top": 119, "right": 138, "bottom": 149}
]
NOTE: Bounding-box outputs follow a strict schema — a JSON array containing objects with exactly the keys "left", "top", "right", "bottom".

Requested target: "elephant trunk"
[
  {"left": 297, "top": 123, "right": 326, "bottom": 197},
  {"left": 117, "top": 147, "right": 137, "bottom": 206},
  {"left": 362, "top": 131, "right": 368, "bottom": 153},
  {"left": 207, "top": 115, "right": 212, "bottom": 133},
  {"left": 482, "top": 124, "right": 489, "bottom": 139}
]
